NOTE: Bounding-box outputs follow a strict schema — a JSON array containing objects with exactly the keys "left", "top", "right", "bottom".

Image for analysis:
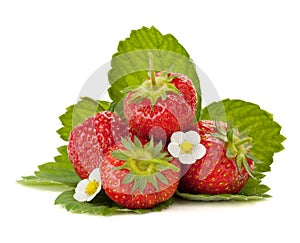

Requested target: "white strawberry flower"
[
  {"left": 74, "top": 168, "right": 101, "bottom": 202},
  {"left": 167, "top": 131, "right": 206, "bottom": 164}
]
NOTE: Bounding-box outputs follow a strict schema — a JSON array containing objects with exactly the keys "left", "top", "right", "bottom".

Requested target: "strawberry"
[
  {"left": 67, "top": 111, "right": 128, "bottom": 179},
  {"left": 123, "top": 71, "right": 197, "bottom": 142},
  {"left": 100, "top": 137, "right": 181, "bottom": 209},
  {"left": 178, "top": 120, "right": 259, "bottom": 194}
]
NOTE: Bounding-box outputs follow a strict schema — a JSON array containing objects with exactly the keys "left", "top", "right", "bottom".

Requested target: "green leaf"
[
  {"left": 55, "top": 190, "right": 174, "bottom": 216},
  {"left": 28, "top": 146, "right": 81, "bottom": 187},
  {"left": 57, "top": 98, "right": 110, "bottom": 141},
  {"left": 176, "top": 191, "right": 269, "bottom": 202},
  {"left": 108, "top": 26, "right": 202, "bottom": 118},
  {"left": 239, "top": 173, "right": 271, "bottom": 196},
  {"left": 200, "top": 98, "right": 285, "bottom": 197},
  {"left": 17, "top": 176, "right": 63, "bottom": 186}
]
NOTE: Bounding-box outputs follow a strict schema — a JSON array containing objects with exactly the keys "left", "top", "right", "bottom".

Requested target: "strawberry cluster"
[{"left": 67, "top": 71, "right": 258, "bottom": 209}]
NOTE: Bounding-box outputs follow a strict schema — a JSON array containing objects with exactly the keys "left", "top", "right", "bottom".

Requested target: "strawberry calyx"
[
  {"left": 111, "top": 136, "right": 180, "bottom": 194},
  {"left": 122, "top": 71, "right": 180, "bottom": 106},
  {"left": 211, "top": 121, "right": 261, "bottom": 178},
  {"left": 122, "top": 53, "right": 180, "bottom": 106}
]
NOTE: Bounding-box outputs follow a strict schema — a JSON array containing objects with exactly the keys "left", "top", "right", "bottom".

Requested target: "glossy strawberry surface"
[
  {"left": 168, "top": 72, "right": 198, "bottom": 114},
  {"left": 124, "top": 92, "right": 194, "bottom": 142}
]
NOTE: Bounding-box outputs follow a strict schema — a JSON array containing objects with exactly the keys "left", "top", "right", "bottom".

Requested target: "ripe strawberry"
[
  {"left": 67, "top": 111, "right": 128, "bottom": 179},
  {"left": 178, "top": 120, "right": 258, "bottom": 194},
  {"left": 123, "top": 71, "right": 197, "bottom": 142},
  {"left": 100, "top": 137, "right": 181, "bottom": 209}
]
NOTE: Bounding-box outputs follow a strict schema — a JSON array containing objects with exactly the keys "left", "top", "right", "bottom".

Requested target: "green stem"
[{"left": 148, "top": 52, "right": 157, "bottom": 87}]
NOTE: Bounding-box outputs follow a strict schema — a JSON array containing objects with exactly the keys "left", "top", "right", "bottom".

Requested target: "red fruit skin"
[
  {"left": 100, "top": 147, "right": 181, "bottom": 209},
  {"left": 124, "top": 92, "right": 194, "bottom": 142},
  {"left": 178, "top": 120, "right": 253, "bottom": 195},
  {"left": 67, "top": 111, "right": 128, "bottom": 179},
  {"left": 168, "top": 72, "right": 198, "bottom": 114}
]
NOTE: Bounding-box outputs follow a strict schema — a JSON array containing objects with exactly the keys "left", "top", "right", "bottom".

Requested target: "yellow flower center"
[
  {"left": 85, "top": 180, "right": 99, "bottom": 195},
  {"left": 180, "top": 141, "right": 194, "bottom": 154}
]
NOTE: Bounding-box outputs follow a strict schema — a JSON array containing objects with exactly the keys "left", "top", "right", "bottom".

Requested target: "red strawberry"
[
  {"left": 67, "top": 111, "right": 128, "bottom": 179},
  {"left": 178, "top": 120, "right": 258, "bottom": 195},
  {"left": 123, "top": 71, "right": 197, "bottom": 142},
  {"left": 100, "top": 137, "right": 181, "bottom": 209}
]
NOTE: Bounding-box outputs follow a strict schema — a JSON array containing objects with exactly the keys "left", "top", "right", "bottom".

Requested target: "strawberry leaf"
[
  {"left": 176, "top": 191, "right": 270, "bottom": 201},
  {"left": 18, "top": 145, "right": 81, "bottom": 187},
  {"left": 17, "top": 176, "right": 63, "bottom": 186},
  {"left": 55, "top": 190, "right": 174, "bottom": 216},
  {"left": 108, "top": 26, "right": 202, "bottom": 118},
  {"left": 238, "top": 171, "right": 270, "bottom": 196}
]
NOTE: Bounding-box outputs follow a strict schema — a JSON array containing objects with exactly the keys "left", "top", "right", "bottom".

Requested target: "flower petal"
[
  {"left": 73, "top": 191, "right": 88, "bottom": 202},
  {"left": 168, "top": 142, "right": 181, "bottom": 158},
  {"left": 75, "top": 179, "right": 89, "bottom": 193},
  {"left": 170, "top": 131, "right": 184, "bottom": 144},
  {"left": 184, "top": 131, "right": 200, "bottom": 145},
  {"left": 86, "top": 186, "right": 102, "bottom": 202},
  {"left": 195, "top": 144, "right": 207, "bottom": 160},
  {"left": 179, "top": 153, "right": 196, "bottom": 164},
  {"left": 89, "top": 168, "right": 101, "bottom": 181}
]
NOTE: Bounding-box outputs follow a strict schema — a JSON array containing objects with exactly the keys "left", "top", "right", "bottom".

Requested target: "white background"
[{"left": 1, "top": 0, "right": 299, "bottom": 242}]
